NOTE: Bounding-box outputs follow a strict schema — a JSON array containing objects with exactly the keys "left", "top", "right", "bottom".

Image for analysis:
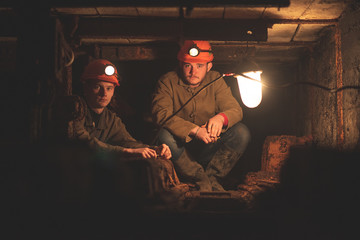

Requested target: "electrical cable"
[
  {"left": 150, "top": 72, "right": 360, "bottom": 145},
  {"left": 150, "top": 73, "right": 224, "bottom": 145},
  {"left": 260, "top": 80, "right": 360, "bottom": 93},
  {"left": 160, "top": 73, "right": 224, "bottom": 127},
  {"left": 235, "top": 72, "right": 360, "bottom": 93}
]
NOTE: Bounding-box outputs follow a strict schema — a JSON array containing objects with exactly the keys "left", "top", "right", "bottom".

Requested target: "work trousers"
[{"left": 156, "top": 122, "right": 250, "bottom": 190}]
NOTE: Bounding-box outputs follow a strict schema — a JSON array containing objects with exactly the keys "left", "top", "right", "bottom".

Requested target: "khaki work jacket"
[
  {"left": 151, "top": 70, "right": 243, "bottom": 143},
  {"left": 76, "top": 105, "right": 148, "bottom": 153}
]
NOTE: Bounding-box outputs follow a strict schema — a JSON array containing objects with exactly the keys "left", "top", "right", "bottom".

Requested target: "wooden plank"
[
  {"left": 77, "top": 18, "right": 268, "bottom": 42},
  {"left": 0, "top": 0, "right": 290, "bottom": 8}
]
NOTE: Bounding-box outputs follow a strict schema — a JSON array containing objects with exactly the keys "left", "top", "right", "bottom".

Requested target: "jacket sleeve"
[
  {"left": 74, "top": 114, "right": 148, "bottom": 153},
  {"left": 73, "top": 118, "right": 128, "bottom": 153},
  {"left": 151, "top": 75, "right": 198, "bottom": 143},
  {"left": 214, "top": 75, "right": 243, "bottom": 130}
]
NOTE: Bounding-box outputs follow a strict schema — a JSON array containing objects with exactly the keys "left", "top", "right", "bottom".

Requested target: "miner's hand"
[
  {"left": 206, "top": 115, "right": 224, "bottom": 139},
  {"left": 154, "top": 144, "right": 172, "bottom": 160}
]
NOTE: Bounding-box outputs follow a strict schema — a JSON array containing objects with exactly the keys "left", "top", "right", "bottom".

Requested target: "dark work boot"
[
  {"left": 173, "top": 150, "right": 212, "bottom": 191},
  {"left": 208, "top": 175, "right": 225, "bottom": 191},
  {"left": 195, "top": 168, "right": 213, "bottom": 191},
  {"left": 206, "top": 143, "right": 242, "bottom": 191}
]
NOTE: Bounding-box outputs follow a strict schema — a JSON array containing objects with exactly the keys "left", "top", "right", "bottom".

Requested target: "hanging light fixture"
[
  {"left": 231, "top": 56, "right": 263, "bottom": 108},
  {"left": 236, "top": 71, "right": 262, "bottom": 108}
]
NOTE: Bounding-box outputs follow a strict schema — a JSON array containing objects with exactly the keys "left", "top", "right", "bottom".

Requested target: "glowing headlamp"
[
  {"left": 188, "top": 44, "right": 213, "bottom": 57},
  {"left": 104, "top": 65, "right": 116, "bottom": 76}
]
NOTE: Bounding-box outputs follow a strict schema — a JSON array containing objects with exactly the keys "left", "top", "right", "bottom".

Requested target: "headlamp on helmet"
[
  {"left": 104, "top": 65, "right": 115, "bottom": 76},
  {"left": 188, "top": 44, "right": 213, "bottom": 57},
  {"left": 81, "top": 59, "right": 120, "bottom": 86},
  {"left": 177, "top": 40, "right": 214, "bottom": 63}
]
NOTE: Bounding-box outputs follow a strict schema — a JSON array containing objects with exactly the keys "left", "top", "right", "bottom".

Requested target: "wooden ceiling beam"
[
  {"left": 77, "top": 18, "right": 268, "bottom": 42},
  {"left": 0, "top": 0, "right": 290, "bottom": 8}
]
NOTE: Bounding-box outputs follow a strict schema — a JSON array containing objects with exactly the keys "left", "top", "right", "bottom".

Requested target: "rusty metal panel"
[
  {"left": 261, "top": 135, "right": 297, "bottom": 173},
  {"left": 261, "top": 135, "right": 312, "bottom": 173}
]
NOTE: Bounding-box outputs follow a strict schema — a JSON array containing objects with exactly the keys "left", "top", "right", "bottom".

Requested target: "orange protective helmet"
[
  {"left": 81, "top": 59, "right": 119, "bottom": 86},
  {"left": 177, "top": 40, "right": 214, "bottom": 63}
]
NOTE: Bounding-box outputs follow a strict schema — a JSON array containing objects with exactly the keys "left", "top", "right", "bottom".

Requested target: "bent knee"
[
  {"left": 157, "top": 128, "right": 175, "bottom": 144},
  {"left": 226, "top": 122, "right": 251, "bottom": 147},
  {"left": 237, "top": 123, "right": 251, "bottom": 143}
]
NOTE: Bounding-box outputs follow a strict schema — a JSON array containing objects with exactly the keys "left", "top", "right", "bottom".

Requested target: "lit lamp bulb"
[
  {"left": 236, "top": 71, "right": 262, "bottom": 108},
  {"left": 105, "top": 65, "right": 115, "bottom": 76},
  {"left": 189, "top": 47, "right": 200, "bottom": 57}
]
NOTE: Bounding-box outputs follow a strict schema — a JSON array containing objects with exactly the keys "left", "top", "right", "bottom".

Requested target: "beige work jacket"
[{"left": 151, "top": 70, "right": 243, "bottom": 143}]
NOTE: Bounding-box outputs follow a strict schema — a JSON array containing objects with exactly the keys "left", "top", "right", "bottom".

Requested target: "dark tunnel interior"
[{"left": 1, "top": 0, "right": 360, "bottom": 239}]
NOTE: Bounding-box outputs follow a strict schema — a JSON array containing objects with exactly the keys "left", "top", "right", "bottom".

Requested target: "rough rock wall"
[
  {"left": 312, "top": 28, "right": 338, "bottom": 148},
  {"left": 294, "top": 50, "right": 313, "bottom": 138},
  {"left": 338, "top": 2, "right": 360, "bottom": 150},
  {"left": 298, "top": 28, "right": 338, "bottom": 148},
  {"left": 296, "top": 2, "right": 360, "bottom": 150}
]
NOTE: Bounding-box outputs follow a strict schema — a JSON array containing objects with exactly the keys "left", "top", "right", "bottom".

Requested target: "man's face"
[
  {"left": 84, "top": 80, "right": 115, "bottom": 111},
  {"left": 180, "top": 62, "right": 212, "bottom": 87}
]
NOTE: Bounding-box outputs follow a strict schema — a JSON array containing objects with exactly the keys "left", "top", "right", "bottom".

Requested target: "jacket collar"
[{"left": 85, "top": 106, "right": 108, "bottom": 130}]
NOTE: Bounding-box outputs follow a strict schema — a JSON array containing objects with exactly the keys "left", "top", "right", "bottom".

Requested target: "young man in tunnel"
[
  {"left": 66, "top": 58, "right": 172, "bottom": 160},
  {"left": 151, "top": 40, "right": 250, "bottom": 191}
]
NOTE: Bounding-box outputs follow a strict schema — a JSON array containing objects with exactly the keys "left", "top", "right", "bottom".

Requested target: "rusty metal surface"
[
  {"left": 185, "top": 190, "right": 244, "bottom": 199},
  {"left": 178, "top": 135, "right": 313, "bottom": 213},
  {"left": 261, "top": 135, "right": 313, "bottom": 174},
  {"left": 181, "top": 170, "right": 280, "bottom": 213},
  {"left": 236, "top": 170, "right": 280, "bottom": 205},
  {"left": 261, "top": 135, "right": 298, "bottom": 173}
]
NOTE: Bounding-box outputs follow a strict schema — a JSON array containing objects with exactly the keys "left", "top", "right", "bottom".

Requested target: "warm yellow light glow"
[{"left": 236, "top": 71, "right": 262, "bottom": 108}]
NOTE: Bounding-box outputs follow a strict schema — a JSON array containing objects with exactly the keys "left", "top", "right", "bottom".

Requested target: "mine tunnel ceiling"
[{"left": 0, "top": 0, "right": 349, "bottom": 64}]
